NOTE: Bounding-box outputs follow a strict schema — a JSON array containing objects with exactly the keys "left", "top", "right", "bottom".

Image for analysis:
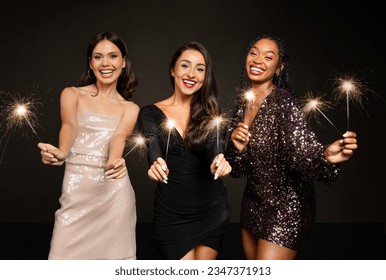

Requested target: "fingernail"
[
  {"left": 248, "top": 133, "right": 251, "bottom": 137},
  {"left": 163, "top": 174, "right": 168, "bottom": 180},
  {"left": 343, "top": 133, "right": 348, "bottom": 137},
  {"left": 162, "top": 179, "right": 168, "bottom": 184},
  {"left": 214, "top": 174, "right": 219, "bottom": 180},
  {"left": 162, "top": 165, "right": 167, "bottom": 171},
  {"left": 244, "top": 125, "right": 248, "bottom": 129},
  {"left": 339, "top": 139, "right": 344, "bottom": 144}
]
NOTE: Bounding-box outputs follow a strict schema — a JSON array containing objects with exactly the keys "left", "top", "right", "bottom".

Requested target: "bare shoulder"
[{"left": 123, "top": 100, "right": 140, "bottom": 114}]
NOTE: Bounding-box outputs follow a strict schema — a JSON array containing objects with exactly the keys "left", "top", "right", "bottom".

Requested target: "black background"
[{"left": 0, "top": 0, "right": 385, "bottom": 259}]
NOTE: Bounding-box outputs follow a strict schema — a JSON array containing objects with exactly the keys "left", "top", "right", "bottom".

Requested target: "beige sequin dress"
[{"left": 48, "top": 112, "right": 136, "bottom": 260}]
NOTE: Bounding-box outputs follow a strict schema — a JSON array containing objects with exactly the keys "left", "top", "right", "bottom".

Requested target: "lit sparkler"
[
  {"left": 123, "top": 133, "right": 147, "bottom": 158},
  {"left": 302, "top": 93, "right": 343, "bottom": 136},
  {"left": 0, "top": 90, "right": 42, "bottom": 164},
  {"left": 332, "top": 73, "right": 366, "bottom": 131},
  {"left": 243, "top": 89, "right": 255, "bottom": 122},
  {"left": 164, "top": 119, "right": 175, "bottom": 161},
  {"left": 209, "top": 115, "right": 227, "bottom": 154}
]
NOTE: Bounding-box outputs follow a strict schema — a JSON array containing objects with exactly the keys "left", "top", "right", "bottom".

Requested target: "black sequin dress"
[
  {"left": 138, "top": 104, "right": 229, "bottom": 259},
  {"left": 226, "top": 88, "right": 340, "bottom": 250}
]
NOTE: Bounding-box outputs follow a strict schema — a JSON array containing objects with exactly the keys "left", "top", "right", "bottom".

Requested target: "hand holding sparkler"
[
  {"left": 323, "top": 131, "right": 358, "bottom": 164},
  {"left": 210, "top": 153, "right": 232, "bottom": 180},
  {"left": 37, "top": 142, "right": 67, "bottom": 166},
  {"left": 230, "top": 122, "right": 251, "bottom": 153},
  {"left": 147, "top": 157, "right": 169, "bottom": 184}
]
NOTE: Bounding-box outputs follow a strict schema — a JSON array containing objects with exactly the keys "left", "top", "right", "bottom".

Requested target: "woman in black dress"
[{"left": 138, "top": 41, "right": 232, "bottom": 260}]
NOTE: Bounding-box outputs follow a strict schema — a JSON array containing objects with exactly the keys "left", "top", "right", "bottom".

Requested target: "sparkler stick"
[
  {"left": 165, "top": 119, "right": 175, "bottom": 161},
  {"left": 210, "top": 115, "right": 225, "bottom": 154}
]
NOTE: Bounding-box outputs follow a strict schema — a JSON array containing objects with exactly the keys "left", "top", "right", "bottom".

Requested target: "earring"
[
  {"left": 120, "top": 68, "right": 127, "bottom": 77},
  {"left": 88, "top": 69, "right": 95, "bottom": 78}
]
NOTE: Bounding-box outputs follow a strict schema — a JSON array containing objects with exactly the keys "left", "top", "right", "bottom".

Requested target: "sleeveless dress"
[
  {"left": 138, "top": 105, "right": 229, "bottom": 260},
  {"left": 48, "top": 112, "right": 137, "bottom": 259},
  {"left": 226, "top": 88, "right": 340, "bottom": 250}
]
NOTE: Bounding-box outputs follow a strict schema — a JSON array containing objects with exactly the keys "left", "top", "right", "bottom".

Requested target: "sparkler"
[
  {"left": 302, "top": 93, "right": 343, "bottom": 136},
  {"left": 0, "top": 90, "right": 42, "bottom": 164},
  {"left": 332, "top": 73, "right": 366, "bottom": 131},
  {"left": 164, "top": 119, "right": 175, "bottom": 161},
  {"left": 123, "top": 133, "right": 147, "bottom": 158},
  {"left": 209, "top": 115, "right": 226, "bottom": 154},
  {"left": 243, "top": 89, "right": 255, "bottom": 122}
]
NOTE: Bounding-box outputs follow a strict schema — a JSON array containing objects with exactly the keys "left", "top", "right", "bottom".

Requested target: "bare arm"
[
  {"left": 105, "top": 101, "right": 140, "bottom": 179},
  {"left": 38, "top": 87, "right": 78, "bottom": 165}
]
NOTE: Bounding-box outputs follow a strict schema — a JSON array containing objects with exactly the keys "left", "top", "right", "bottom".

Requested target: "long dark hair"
[
  {"left": 169, "top": 41, "right": 221, "bottom": 150},
  {"left": 240, "top": 34, "right": 290, "bottom": 90},
  {"left": 79, "top": 31, "right": 138, "bottom": 100}
]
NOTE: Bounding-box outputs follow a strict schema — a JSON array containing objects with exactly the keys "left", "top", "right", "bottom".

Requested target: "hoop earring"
[
  {"left": 120, "top": 68, "right": 127, "bottom": 77},
  {"left": 88, "top": 69, "right": 95, "bottom": 78}
]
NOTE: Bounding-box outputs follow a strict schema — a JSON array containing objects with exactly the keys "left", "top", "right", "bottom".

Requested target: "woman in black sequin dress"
[
  {"left": 138, "top": 42, "right": 232, "bottom": 260},
  {"left": 226, "top": 35, "right": 358, "bottom": 259}
]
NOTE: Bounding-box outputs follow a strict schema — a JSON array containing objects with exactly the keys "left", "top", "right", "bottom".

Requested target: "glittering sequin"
[
  {"left": 226, "top": 89, "right": 340, "bottom": 250},
  {"left": 49, "top": 112, "right": 137, "bottom": 260}
]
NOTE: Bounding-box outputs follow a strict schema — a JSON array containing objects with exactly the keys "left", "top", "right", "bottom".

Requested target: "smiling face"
[
  {"left": 89, "top": 39, "right": 126, "bottom": 85},
  {"left": 171, "top": 49, "right": 206, "bottom": 97},
  {"left": 245, "top": 38, "right": 281, "bottom": 86}
]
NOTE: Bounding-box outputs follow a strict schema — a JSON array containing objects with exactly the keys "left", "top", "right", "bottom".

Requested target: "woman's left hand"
[{"left": 324, "top": 131, "right": 358, "bottom": 164}]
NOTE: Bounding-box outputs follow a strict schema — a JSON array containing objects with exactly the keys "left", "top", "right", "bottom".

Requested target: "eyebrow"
[
  {"left": 180, "top": 59, "right": 206, "bottom": 67},
  {"left": 251, "top": 46, "right": 277, "bottom": 56}
]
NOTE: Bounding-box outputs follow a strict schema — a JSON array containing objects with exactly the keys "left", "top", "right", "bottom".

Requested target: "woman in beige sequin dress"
[{"left": 37, "top": 32, "right": 139, "bottom": 260}]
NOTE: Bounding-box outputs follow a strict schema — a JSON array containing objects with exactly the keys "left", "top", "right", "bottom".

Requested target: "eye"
[
  {"left": 181, "top": 63, "right": 189, "bottom": 69},
  {"left": 93, "top": 54, "right": 102, "bottom": 60},
  {"left": 196, "top": 67, "right": 205, "bottom": 73},
  {"left": 264, "top": 56, "right": 273, "bottom": 61},
  {"left": 110, "top": 53, "right": 119, "bottom": 59}
]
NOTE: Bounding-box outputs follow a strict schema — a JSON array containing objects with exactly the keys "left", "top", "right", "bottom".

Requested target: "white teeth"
[
  {"left": 184, "top": 80, "right": 195, "bottom": 85},
  {"left": 101, "top": 70, "right": 113, "bottom": 74},
  {"left": 251, "top": 67, "right": 263, "bottom": 72}
]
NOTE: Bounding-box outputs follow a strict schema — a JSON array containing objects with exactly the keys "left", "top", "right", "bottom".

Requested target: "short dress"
[
  {"left": 48, "top": 112, "right": 137, "bottom": 259},
  {"left": 138, "top": 104, "right": 229, "bottom": 259},
  {"left": 226, "top": 88, "right": 339, "bottom": 250}
]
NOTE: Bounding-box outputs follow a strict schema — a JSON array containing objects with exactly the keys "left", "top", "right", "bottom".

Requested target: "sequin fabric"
[
  {"left": 226, "top": 88, "right": 340, "bottom": 250},
  {"left": 48, "top": 112, "right": 137, "bottom": 259}
]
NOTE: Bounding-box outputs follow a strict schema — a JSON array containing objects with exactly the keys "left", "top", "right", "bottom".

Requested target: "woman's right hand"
[
  {"left": 37, "top": 143, "right": 67, "bottom": 166},
  {"left": 231, "top": 122, "right": 251, "bottom": 152},
  {"left": 148, "top": 157, "right": 169, "bottom": 184}
]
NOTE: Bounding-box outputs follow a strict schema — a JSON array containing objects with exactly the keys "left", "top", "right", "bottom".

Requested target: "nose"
[
  {"left": 102, "top": 57, "right": 110, "bottom": 66},
  {"left": 187, "top": 67, "right": 195, "bottom": 78}
]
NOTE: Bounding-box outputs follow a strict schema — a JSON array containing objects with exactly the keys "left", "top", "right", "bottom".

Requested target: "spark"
[
  {"left": 302, "top": 92, "right": 342, "bottom": 136},
  {"left": 164, "top": 118, "right": 176, "bottom": 161},
  {"left": 123, "top": 133, "right": 147, "bottom": 158}
]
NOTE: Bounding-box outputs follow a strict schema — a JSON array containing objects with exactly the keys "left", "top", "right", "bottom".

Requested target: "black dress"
[{"left": 138, "top": 104, "right": 229, "bottom": 259}]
